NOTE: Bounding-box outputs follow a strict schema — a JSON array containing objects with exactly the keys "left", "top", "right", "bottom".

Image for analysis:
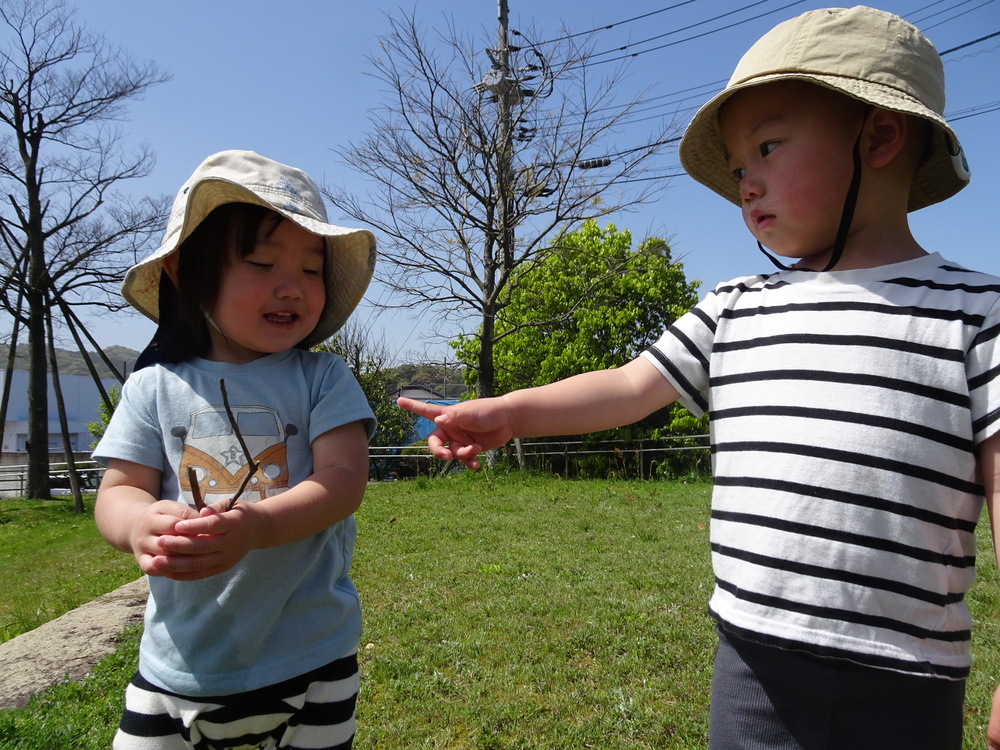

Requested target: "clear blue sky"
[{"left": 72, "top": 0, "right": 999, "bottom": 364}]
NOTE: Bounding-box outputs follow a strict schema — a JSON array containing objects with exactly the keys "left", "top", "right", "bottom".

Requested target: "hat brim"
[
  {"left": 678, "top": 73, "right": 969, "bottom": 213},
  {"left": 122, "top": 178, "right": 376, "bottom": 348}
]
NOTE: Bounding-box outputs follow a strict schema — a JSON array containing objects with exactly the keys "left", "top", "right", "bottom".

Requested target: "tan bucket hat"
[
  {"left": 679, "top": 5, "right": 971, "bottom": 212},
  {"left": 122, "top": 150, "right": 377, "bottom": 348}
]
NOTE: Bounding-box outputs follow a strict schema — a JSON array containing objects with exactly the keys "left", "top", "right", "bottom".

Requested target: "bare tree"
[
  {"left": 315, "top": 322, "right": 417, "bottom": 457},
  {"left": 0, "top": 0, "right": 169, "bottom": 501},
  {"left": 325, "top": 7, "right": 678, "bottom": 398}
]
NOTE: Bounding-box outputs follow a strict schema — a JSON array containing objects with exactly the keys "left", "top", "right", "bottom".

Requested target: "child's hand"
[
  {"left": 397, "top": 396, "right": 514, "bottom": 470},
  {"left": 149, "top": 501, "right": 257, "bottom": 581},
  {"left": 97, "top": 459, "right": 256, "bottom": 581},
  {"left": 126, "top": 499, "right": 203, "bottom": 578}
]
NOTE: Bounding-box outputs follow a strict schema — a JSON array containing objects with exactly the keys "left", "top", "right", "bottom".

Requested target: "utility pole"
[
  {"left": 496, "top": 0, "right": 514, "bottom": 269},
  {"left": 479, "top": 0, "right": 514, "bottom": 399}
]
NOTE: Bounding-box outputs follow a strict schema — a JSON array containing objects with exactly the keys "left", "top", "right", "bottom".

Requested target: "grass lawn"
[
  {"left": 0, "top": 495, "right": 139, "bottom": 643},
  {"left": 0, "top": 473, "right": 998, "bottom": 749}
]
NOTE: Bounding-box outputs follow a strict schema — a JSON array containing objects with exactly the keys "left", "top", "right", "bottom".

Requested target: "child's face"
[
  {"left": 205, "top": 218, "right": 327, "bottom": 364},
  {"left": 719, "top": 81, "right": 866, "bottom": 269}
]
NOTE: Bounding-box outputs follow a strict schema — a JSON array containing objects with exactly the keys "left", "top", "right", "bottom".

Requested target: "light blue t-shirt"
[{"left": 93, "top": 349, "right": 376, "bottom": 697}]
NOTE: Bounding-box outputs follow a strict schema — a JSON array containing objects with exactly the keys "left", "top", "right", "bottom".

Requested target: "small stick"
[
  {"left": 187, "top": 466, "right": 206, "bottom": 511},
  {"left": 219, "top": 378, "right": 260, "bottom": 510}
]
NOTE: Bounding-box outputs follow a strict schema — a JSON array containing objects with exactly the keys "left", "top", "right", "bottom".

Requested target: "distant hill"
[{"left": 0, "top": 344, "right": 139, "bottom": 379}]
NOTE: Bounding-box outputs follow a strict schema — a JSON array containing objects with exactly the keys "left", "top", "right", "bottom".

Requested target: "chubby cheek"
[
  {"left": 307, "top": 283, "right": 326, "bottom": 315},
  {"left": 780, "top": 163, "right": 835, "bottom": 215}
]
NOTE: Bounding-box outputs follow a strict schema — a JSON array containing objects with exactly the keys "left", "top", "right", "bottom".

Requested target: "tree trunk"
[
  {"left": 0, "top": 305, "right": 23, "bottom": 447},
  {"left": 477, "top": 309, "right": 496, "bottom": 399},
  {"left": 25, "top": 284, "right": 49, "bottom": 500},
  {"left": 46, "top": 305, "right": 84, "bottom": 512}
]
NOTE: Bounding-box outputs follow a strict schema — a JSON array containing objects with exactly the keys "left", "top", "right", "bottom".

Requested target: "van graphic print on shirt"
[{"left": 173, "top": 404, "right": 298, "bottom": 506}]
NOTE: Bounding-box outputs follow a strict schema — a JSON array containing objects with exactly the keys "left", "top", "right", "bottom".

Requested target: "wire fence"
[
  {"left": 0, "top": 434, "right": 713, "bottom": 496},
  {"left": 368, "top": 433, "right": 712, "bottom": 481}
]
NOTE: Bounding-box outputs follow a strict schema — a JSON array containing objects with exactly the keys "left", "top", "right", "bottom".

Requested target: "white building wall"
[{"left": 1, "top": 369, "right": 119, "bottom": 452}]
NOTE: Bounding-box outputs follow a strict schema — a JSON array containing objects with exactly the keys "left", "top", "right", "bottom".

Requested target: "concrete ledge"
[{"left": 0, "top": 577, "right": 147, "bottom": 710}]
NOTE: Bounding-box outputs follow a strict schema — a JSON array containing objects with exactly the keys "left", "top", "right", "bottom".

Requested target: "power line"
[
  {"left": 501, "top": 2, "right": 998, "bottom": 187},
  {"left": 537, "top": 0, "right": 700, "bottom": 45},
  {"left": 533, "top": 0, "right": 997, "bottom": 76},
  {"left": 586, "top": 0, "right": 802, "bottom": 63},
  {"left": 528, "top": 5, "right": 1000, "bottom": 137},
  {"left": 947, "top": 99, "right": 1000, "bottom": 120},
  {"left": 914, "top": 0, "right": 996, "bottom": 30},
  {"left": 579, "top": 0, "right": 809, "bottom": 68},
  {"left": 940, "top": 29, "right": 1000, "bottom": 54}
]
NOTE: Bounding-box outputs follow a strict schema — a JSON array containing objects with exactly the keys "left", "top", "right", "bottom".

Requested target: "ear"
[
  {"left": 161, "top": 252, "right": 180, "bottom": 286},
  {"left": 864, "top": 108, "right": 909, "bottom": 169}
]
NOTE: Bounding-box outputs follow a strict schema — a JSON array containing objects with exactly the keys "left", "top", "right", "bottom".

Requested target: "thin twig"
[
  {"left": 187, "top": 466, "right": 206, "bottom": 511},
  {"left": 219, "top": 378, "right": 260, "bottom": 510}
]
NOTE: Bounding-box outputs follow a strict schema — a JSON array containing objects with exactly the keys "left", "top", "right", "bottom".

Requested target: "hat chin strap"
[
  {"left": 203, "top": 308, "right": 234, "bottom": 350},
  {"left": 756, "top": 116, "right": 866, "bottom": 273},
  {"left": 204, "top": 309, "right": 224, "bottom": 335}
]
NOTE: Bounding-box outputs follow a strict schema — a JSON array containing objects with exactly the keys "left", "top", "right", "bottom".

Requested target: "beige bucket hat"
[
  {"left": 679, "top": 5, "right": 970, "bottom": 212},
  {"left": 122, "top": 150, "right": 376, "bottom": 348}
]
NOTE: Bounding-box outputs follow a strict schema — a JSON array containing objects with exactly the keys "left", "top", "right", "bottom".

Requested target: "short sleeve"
[
  {"left": 302, "top": 353, "right": 377, "bottom": 443},
  {"left": 968, "top": 295, "right": 1000, "bottom": 445},
  {"left": 91, "top": 370, "right": 166, "bottom": 470},
  {"left": 640, "top": 294, "right": 721, "bottom": 417}
]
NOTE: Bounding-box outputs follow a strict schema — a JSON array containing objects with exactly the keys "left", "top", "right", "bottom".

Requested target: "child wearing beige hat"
[
  {"left": 93, "top": 150, "right": 378, "bottom": 749},
  {"left": 399, "top": 7, "right": 999, "bottom": 749}
]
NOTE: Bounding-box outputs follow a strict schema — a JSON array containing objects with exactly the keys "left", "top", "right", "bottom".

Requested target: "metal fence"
[
  {"left": 368, "top": 433, "right": 712, "bottom": 480},
  {"left": 0, "top": 435, "right": 712, "bottom": 496},
  {"left": 0, "top": 459, "right": 104, "bottom": 498}
]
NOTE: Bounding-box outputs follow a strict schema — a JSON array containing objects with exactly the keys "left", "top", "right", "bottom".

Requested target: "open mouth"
[
  {"left": 264, "top": 312, "right": 300, "bottom": 325},
  {"left": 751, "top": 211, "right": 774, "bottom": 231}
]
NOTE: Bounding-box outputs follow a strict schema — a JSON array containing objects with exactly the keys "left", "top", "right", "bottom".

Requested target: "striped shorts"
[{"left": 112, "top": 652, "right": 359, "bottom": 750}]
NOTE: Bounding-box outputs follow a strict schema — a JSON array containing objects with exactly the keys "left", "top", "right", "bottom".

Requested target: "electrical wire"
[
  {"left": 536, "top": 0, "right": 700, "bottom": 45},
  {"left": 578, "top": 0, "right": 809, "bottom": 68},
  {"left": 940, "top": 29, "right": 1000, "bottom": 54},
  {"left": 585, "top": 0, "right": 803, "bottom": 63},
  {"left": 522, "top": 2, "right": 999, "bottom": 137}
]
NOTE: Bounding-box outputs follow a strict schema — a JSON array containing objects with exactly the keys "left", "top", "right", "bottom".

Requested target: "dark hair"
[{"left": 134, "top": 203, "right": 286, "bottom": 368}]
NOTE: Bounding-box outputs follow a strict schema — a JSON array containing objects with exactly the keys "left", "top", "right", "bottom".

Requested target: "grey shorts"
[{"left": 709, "top": 627, "right": 965, "bottom": 750}]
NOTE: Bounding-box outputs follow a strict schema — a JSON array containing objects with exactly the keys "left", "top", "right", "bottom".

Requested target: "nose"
[
  {"left": 739, "top": 172, "right": 762, "bottom": 203},
  {"left": 274, "top": 271, "right": 303, "bottom": 300}
]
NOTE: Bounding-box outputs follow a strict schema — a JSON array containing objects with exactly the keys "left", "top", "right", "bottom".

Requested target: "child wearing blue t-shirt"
[
  {"left": 400, "top": 8, "right": 1000, "bottom": 749},
  {"left": 94, "top": 150, "right": 377, "bottom": 749}
]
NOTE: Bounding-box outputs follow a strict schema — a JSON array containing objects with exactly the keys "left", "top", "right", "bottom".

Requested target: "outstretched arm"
[
  {"left": 978, "top": 432, "right": 1000, "bottom": 750},
  {"left": 400, "top": 357, "right": 680, "bottom": 469}
]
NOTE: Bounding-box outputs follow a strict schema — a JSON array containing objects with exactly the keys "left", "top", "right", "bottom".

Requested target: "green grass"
[
  {"left": 0, "top": 496, "right": 140, "bottom": 643},
  {"left": 353, "top": 472, "right": 716, "bottom": 749},
  {"left": 0, "top": 626, "right": 140, "bottom": 749},
  {"left": 0, "top": 473, "right": 998, "bottom": 749}
]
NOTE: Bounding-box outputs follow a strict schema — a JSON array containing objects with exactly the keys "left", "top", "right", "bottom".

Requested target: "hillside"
[
  {"left": 0, "top": 343, "right": 464, "bottom": 393},
  {"left": 0, "top": 344, "right": 139, "bottom": 379}
]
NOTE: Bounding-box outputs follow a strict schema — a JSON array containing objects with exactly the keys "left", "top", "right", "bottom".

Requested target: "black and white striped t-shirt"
[{"left": 642, "top": 253, "right": 1000, "bottom": 679}]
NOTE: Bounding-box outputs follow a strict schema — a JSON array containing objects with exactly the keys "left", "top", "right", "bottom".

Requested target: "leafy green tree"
[
  {"left": 453, "top": 221, "right": 708, "bottom": 478},
  {"left": 86, "top": 384, "right": 120, "bottom": 449}
]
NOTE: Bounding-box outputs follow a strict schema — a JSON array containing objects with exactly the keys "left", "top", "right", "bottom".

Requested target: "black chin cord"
[{"left": 756, "top": 118, "right": 866, "bottom": 273}]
